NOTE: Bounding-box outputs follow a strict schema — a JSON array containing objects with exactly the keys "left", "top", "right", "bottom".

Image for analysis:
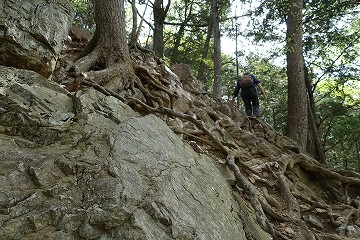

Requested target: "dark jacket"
[{"left": 232, "top": 74, "right": 260, "bottom": 98}]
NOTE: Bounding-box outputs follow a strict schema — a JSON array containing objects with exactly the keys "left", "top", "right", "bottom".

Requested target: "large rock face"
[
  {"left": 2, "top": 2, "right": 360, "bottom": 240},
  {"left": 0, "top": 0, "right": 72, "bottom": 77},
  {"left": 0, "top": 66, "right": 270, "bottom": 239}
]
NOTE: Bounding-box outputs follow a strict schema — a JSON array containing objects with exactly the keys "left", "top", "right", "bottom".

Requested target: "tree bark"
[
  {"left": 76, "top": 0, "right": 129, "bottom": 70},
  {"left": 72, "top": 0, "right": 141, "bottom": 94},
  {"left": 129, "top": 0, "right": 138, "bottom": 47},
  {"left": 93, "top": 0, "right": 129, "bottom": 63},
  {"left": 153, "top": 0, "right": 170, "bottom": 58},
  {"left": 305, "top": 66, "right": 326, "bottom": 164},
  {"left": 197, "top": 15, "right": 213, "bottom": 85},
  {"left": 212, "top": 0, "right": 222, "bottom": 98},
  {"left": 235, "top": 24, "right": 239, "bottom": 77},
  {"left": 285, "top": 0, "right": 307, "bottom": 149}
]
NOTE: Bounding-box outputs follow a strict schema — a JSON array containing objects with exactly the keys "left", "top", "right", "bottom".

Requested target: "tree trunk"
[
  {"left": 305, "top": 66, "right": 326, "bottom": 164},
  {"left": 137, "top": 0, "right": 150, "bottom": 42},
  {"left": 197, "top": 15, "right": 213, "bottom": 85},
  {"left": 212, "top": 0, "right": 222, "bottom": 98},
  {"left": 129, "top": 0, "right": 138, "bottom": 47},
  {"left": 76, "top": 0, "right": 129, "bottom": 70},
  {"left": 92, "top": 0, "right": 129, "bottom": 64},
  {"left": 153, "top": 0, "right": 170, "bottom": 58},
  {"left": 235, "top": 24, "right": 239, "bottom": 77},
  {"left": 171, "top": 3, "right": 193, "bottom": 56},
  {"left": 74, "top": 0, "right": 137, "bottom": 93},
  {"left": 357, "top": 142, "right": 360, "bottom": 172},
  {"left": 285, "top": 0, "right": 307, "bottom": 149}
]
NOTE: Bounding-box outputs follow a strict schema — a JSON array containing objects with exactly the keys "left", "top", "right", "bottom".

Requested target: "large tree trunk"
[
  {"left": 285, "top": 0, "right": 307, "bottom": 149},
  {"left": 94, "top": 0, "right": 129, "bottom": 63},
  {"left": 77, "top": 0, "right": 129, "bottom": 69},
  {"left": 73, "top": 0, "right": 137, "bottom": 93},
  {"left": 212, "top": 0, "right": 222, "bottom": 98}
]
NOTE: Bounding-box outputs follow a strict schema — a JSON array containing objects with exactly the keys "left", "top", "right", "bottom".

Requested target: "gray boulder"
[
  {"left": 0, "top": 0, "right": 73, "bottom": 77},
  {"left": 0, "top": 66, "right": 74, "bottom": 145},
  {"left": 0, "top": 67, "right": 271, "bottom": 239}
]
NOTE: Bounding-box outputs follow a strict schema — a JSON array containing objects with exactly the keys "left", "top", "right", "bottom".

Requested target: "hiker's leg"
[
  {"left": 242, "top": 98, "right": 253, "bottom": 116},
  {"left": 252, "top": 95, "right": 260, "bottom": 117}
]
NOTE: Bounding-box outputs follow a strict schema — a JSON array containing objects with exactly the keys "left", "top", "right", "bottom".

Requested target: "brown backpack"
[{"left": 239, "top": 74, "right": 254, "bottom": 88}]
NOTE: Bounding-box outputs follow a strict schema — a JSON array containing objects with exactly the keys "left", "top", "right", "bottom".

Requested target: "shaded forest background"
[{"left": 68, "top": 0, "right": 360, "bottom": 171}]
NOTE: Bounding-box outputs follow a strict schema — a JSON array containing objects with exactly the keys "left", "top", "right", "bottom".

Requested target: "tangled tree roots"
[{"left": 63, "top": 50, "right": 360, "bottom": 240}]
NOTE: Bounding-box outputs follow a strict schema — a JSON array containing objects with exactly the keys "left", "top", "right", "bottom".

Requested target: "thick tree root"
[
  {"left": 61, "top": 50, "right": 360, "bottom": 239},
  {"left": 226, "top": 155, "right": 284, "bottom": 239}
]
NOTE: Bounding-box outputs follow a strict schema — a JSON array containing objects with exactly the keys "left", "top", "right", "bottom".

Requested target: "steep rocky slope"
[{"left": 1, "top": 1, "right": 360, "bottom": 239}]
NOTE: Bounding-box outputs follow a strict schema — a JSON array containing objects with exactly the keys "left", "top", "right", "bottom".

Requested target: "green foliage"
[
  {"left": 220, "top": 54, "right": 238, "bottom": 98},
  {"left": 317, "top": 79, "right": 360, "bottom": 171},
  {"left": 163, "top": 1, "right": 208, "bottom": 61},
  {"left": 163, "top": 0, "right": 233, "bottom": 88},
  {"left": 245, "top": 0, "right": 360, "bottom": 170},
  {"left": 69, "top": 0, "right": 94, "bottom": 31}
]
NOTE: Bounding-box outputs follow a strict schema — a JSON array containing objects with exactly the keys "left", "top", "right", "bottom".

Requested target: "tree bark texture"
[
  {"left": 285, "top": 0, "right": 308, "bottom": 150},
  {"left": 94, "top": 0, "right": 129, "bottom": 65},
  {"left": 73, "top": 0, "right": 137, "bottom": 93},
  {"left": 197, "top": 15, "right": 213, "bottom": 85},
  {"left": 305, "top": 66, "right": 326, "bottom": 164},
  {"left": 153, "top": 0, "right": 170, "bottom": 58},
  {"left": 129, "top": 0, "right": 138, "bottom": 46},
  {"left": 212, "top": 0, "right": 222, "bottom": 98}
]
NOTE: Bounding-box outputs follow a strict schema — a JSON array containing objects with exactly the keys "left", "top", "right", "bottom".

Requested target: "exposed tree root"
[
  {"left": 171, "top": 128, "right": 222, "bottom": 150},
  {"left": 286, "top": 153, "right": 360, "bottom": 186},
  {"left": 261, "top": 186, "right": 282, "bottom": 209},
  {"left": 58, "top": 49, "right": 360, "bottom": 239},
  {"left": 227, "top": 155, "right": 284, "bottom": 239}
]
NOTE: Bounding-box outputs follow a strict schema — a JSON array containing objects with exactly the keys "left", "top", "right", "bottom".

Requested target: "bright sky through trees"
[{"left": 222, "top": 0, "right": 286, "bottom": 66}]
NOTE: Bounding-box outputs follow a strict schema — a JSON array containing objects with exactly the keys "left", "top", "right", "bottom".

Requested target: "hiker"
[{"left": 230, "top": 72, "right": 265, "bottom": 118}]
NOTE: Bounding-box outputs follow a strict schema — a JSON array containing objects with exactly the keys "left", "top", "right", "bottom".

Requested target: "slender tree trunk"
[
  {"left": 272, "top": 108, "right": 276, "bottom": 129},
  {"left": 357, "top": 142, "right": 360, "bottom": 172},
  {"left": 235, "top": 24, "right": 239, "bottom": 77},
  {"left": 130, "top": 0, "right": 150, "bottom": 47},
  {"left": 305, "top": 66, "right": 326, "bottom": 164},
  {"left": 212, "top": 0, "right": 222, "bottom": 98},
  {"left": 285, "top": 0, "right": 307, "bottom": 149},
  {"left": 153, "top": 0, "right": 170, "bottom": 58},
  {"left": 130, "top": 0, "right": 138, "bottom": 47},
  {"left": 342, "top": 142, "right": 348, "bottom": 170},
  {"left": 171, "top": 3, "right": 193, "bottom": 55},
  {"left": 198, "top": 16, "right": 213, "bottom": 85}
]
